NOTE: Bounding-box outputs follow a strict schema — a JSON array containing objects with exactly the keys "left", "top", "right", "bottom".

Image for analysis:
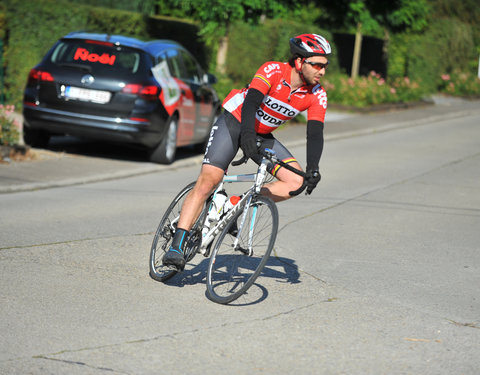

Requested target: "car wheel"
[
  {"left": 23, "top": 126, "right": 50, "bottom": 148},
  {"left": 149, "top": 116, "right": 178, "bottom": 164}
]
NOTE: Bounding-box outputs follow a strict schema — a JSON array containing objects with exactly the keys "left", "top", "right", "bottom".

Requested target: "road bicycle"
[{"left": 149, "top": 149, "right": 307, "bottom": 304}]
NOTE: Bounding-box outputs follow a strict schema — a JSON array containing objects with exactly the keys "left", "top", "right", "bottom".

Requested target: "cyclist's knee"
[{"left": 194, "top": 165, "right": 224, "bottom": 197}]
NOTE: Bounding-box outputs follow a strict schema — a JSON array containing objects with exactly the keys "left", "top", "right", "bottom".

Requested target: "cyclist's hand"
[
  {"left": 305, "top": 169, "right": 321, "bottom": 195},
  {"left": 240, "top": 129, "right": 258, "bottom": 159}
]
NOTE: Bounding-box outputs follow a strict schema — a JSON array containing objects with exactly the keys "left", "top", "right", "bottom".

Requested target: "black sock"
[{"left": 171, "top": 228, "right": 189, "bottom": 253}]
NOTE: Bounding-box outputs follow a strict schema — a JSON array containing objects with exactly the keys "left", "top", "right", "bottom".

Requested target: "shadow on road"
[
  {"left": 46, "top": 135, "right": 203, "bottom": 163},
  {"left": 160, "top": 255, "right": 301, "bottom": 306}
]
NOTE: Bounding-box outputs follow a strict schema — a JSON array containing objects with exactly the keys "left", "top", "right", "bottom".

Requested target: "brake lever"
[
  {"left": 288, "top": 181, "right": 308, "bottom": 196},
  {"left": 231, "top": 153, "right": 249, "bottom": 166}
]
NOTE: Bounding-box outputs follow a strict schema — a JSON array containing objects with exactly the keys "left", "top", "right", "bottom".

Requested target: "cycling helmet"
[{"left": 289, "top": 34, "right": 331, "bottom": 57}]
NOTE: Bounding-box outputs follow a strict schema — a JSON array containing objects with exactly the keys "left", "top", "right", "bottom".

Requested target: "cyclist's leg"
[
  {"left": 258, "top": 135, "right": 304, "bottom": 202},
  {"left": 177, "top": 164, "right": 224, "bottom": 231},
  {"left": 163, "top": 112, "right": 240, "bottom": 269},
  {"left": 178, "top": 112, "right": 241, "bottom": 230}
]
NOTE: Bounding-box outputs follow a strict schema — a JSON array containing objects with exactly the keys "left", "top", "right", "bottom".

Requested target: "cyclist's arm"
[
  {"left": 240, "top": 88, "right": 264, "bottom": 132},
  {"left": 306, "top": 119, "right": 324, "bottom": 171}
]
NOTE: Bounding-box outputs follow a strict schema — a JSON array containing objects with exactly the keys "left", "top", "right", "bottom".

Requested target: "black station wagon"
[{"left": 23, "top": 32, "right": 220, "bottom": 163}]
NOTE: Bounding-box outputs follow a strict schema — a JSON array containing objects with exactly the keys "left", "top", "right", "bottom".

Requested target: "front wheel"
[{"left": 206, "top": 195, "right": 278, "bottom": 304}]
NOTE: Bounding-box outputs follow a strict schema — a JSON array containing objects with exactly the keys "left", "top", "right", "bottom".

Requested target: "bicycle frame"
[{"left": 199, "top": 157, "right": 270, "bottom": 252}]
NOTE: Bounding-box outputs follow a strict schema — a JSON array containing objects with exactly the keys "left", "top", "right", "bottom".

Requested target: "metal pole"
[
  {"left": 478, "top": 54, "right": 480, "bottom": 79},
  {"left": 351, "top": 23, "right": 362, "bottom": 79}
]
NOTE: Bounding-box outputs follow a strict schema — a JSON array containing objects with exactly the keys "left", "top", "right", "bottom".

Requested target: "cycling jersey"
[{"left": 222, "top": 61, "right": 328, "bottom": 134}]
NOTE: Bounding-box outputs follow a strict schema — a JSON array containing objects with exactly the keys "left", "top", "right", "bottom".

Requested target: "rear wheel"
[
  {"left": 149, "top": 182, "right": 207, "bottom": 282},
  {"left": 23, "top": 126, "right": 50, "bottom": 148},
  {"left": 206, "top": 195, "right": 278, "bottom": 304},
  {"left": 149, "top": 116, "right": 177, "bottom": 164}
]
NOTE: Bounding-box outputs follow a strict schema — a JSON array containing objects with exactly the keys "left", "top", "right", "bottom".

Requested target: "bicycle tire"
[
  {"left": 206, "top": 195, "right": 278, "bottom": 304},
  {"left": 149, "top": 182, "right": 204, "bottom": 282}
]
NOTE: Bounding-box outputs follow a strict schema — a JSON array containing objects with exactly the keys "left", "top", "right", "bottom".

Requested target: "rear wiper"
[{"left": 59, "top": 63, "right": 92, "bottom": 72}]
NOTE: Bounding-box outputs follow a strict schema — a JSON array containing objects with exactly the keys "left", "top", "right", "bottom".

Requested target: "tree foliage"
[
  {"left": 155, "top": 0, "right": 298, "bottom": 44},
  {"left": 316, "top": 0, "right": 430, "bottom": 36}
]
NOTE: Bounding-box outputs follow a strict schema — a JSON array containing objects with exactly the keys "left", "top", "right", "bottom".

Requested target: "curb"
[
  {"left": 0, "top": 154, "right": 205, "bottom": 194},
  {"left": 328, "top": 99, "right": 434, "bottom": 114}
]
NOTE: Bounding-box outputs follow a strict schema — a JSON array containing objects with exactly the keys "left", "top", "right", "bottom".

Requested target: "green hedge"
[
  {"left": 388, "top": 18, "right": 476, "bottom": 93},
  {"left": 4, "top": 0, "right": 89, "bottom": 107}
]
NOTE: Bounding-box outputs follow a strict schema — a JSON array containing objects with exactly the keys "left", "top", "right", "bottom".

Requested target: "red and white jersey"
[{"left": 222, "top": 61, "right": 327, "bottom": 134}]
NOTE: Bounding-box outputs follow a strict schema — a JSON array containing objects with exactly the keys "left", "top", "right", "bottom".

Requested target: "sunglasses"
[{"left": 304, "top": 60, "right": 329, "bottom": 71}]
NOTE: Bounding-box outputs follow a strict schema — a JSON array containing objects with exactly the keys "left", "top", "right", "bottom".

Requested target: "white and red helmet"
[{"left": 289, "top": 34, "right": 331, "bottom": 57}]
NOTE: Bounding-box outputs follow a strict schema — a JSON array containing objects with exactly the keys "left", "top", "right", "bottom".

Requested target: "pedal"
[{"left": 165, "top": 264, "right": 183, "bottom": 272}]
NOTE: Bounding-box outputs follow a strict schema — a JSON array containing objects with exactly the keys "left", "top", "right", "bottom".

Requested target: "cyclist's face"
[{"left": 301, "top": 56, "right": 328, "bottom": 85}]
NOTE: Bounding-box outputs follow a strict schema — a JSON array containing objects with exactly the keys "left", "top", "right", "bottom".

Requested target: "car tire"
[
  {"left": 149, "top": 116, "right": 178, "bottom": 164},
  {"left": 23, "top": 126, "right": 50, "bottom": 148}
]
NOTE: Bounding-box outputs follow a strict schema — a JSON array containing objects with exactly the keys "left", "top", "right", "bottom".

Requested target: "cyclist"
[{"left": 163, "top": 33, "right": 331, "bottom": 270}]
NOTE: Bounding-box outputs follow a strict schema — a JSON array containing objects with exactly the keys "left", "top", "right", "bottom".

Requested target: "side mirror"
[{"left": 203, "top": 73, "right": 217, "bottom": 85}]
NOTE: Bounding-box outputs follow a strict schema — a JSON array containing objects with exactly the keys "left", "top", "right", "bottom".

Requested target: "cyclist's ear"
[{"left": 295, "top": 58, "right": 302, "bottom": 71}]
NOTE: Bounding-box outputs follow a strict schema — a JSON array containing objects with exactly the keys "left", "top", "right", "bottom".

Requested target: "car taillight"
[
  {"left": 122, "top": 84, "right": 159, "bottom": 100},
  {"left": 28, "top": 69, "right": 54, "bottom": 84},
  {"left": 85, "top": 39, "right": 114, "bottom": 47}
]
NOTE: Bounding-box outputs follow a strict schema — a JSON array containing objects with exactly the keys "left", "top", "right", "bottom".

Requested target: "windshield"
[{"left": 50, "top": 39, "right": 149, "bottom": 76}]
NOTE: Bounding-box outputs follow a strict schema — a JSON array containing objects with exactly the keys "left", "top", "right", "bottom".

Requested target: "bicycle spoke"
[
  {"left": 149, "top": 183, "right": 195, "bottom": 282},
  {"left": 206, "top": 196, "right": 278, "bottom": 304}
]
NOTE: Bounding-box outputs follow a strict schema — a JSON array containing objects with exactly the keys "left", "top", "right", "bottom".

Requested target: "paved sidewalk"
[{"left": 1, "top": 95, "right": 479, "bottom": 194}]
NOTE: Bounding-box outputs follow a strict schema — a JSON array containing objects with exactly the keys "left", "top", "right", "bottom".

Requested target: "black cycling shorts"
[{"left": 203, "top": 111, "right": 297, "bottom": 175}]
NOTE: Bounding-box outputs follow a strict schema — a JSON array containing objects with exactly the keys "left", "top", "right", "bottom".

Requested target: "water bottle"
[
  {"left": 202, "top": 190, "right": 227, "bottom": 239},
  {"left": 208, "top": 190, "right": 228, "bottom": 221},
  {"left": 223, "top": 195, "right": 241, "bottom": 215}
]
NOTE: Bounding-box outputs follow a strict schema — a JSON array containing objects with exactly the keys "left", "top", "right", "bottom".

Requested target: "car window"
[
  {"left": 50, "top": 40, "right": 146, "bottom": 76},
  {"left": 164, "top": 49, "right": 183, "bottom": 79},
  {"left": 152, "top": 53, "right": 181, "bottom": 106},
  {"left": 180, "top": 51, "right": 201, "bottom": 84}
]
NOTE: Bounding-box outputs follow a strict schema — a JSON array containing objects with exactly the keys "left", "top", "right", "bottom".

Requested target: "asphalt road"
[{"left": 1, "top": 100, "right": 479, "bottom": 374}]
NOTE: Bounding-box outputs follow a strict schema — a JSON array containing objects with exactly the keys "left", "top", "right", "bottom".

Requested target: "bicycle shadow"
[{"left": 162, "top": 254, "right": 301, "bottom": 306}]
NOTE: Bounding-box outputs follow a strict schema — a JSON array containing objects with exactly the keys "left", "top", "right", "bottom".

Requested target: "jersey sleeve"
[
  {"left": 307, "top": 85, "right": 328, "bottom": 123},
  {"left": 248, "top": 62, "right": 282, "bottom": 95}
]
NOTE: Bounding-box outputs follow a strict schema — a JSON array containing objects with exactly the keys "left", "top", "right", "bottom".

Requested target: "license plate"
[{"left": 64, "top": 86, "right": 111, "bottom": 104}]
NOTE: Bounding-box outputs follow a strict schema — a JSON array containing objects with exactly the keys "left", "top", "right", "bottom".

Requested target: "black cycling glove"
[
  {"left": 305, "top": 169, "right": 321, "bottom": 195},
  {"left": 240, "top": 128, "right": 258, "bottom": 159}
]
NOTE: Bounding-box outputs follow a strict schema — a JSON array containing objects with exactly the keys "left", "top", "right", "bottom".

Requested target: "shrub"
[
  {"left": 4, "top": 0, "right": 89, "bottom": 107},
  {"left": 0, "top": 104, "right": 21, "bottom": 145},
  {"left": 438, "top": 71, "right": 480, "bottom": 97},
  {"left": 323, "top": 71, "right": 426, "bottom": 108},
  {"left": 388, "top": 18, "right": 476, "bottom": 93}
]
